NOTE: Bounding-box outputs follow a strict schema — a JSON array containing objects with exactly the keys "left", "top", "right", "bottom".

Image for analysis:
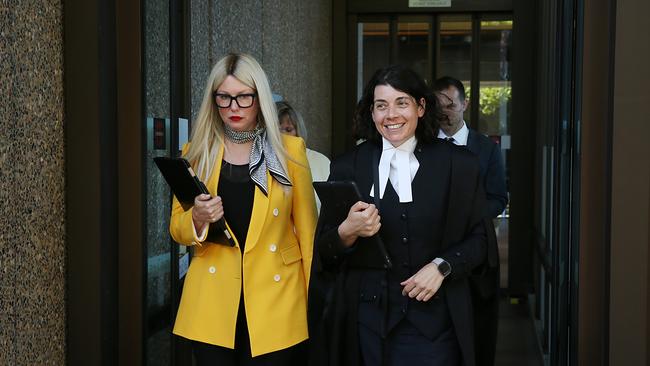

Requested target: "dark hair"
[
  {"left": 432, "top": 76, "right": 466, "bottom": 101},
  {"left": 354, "top": 65, "right": 441, "bottom": 144}
]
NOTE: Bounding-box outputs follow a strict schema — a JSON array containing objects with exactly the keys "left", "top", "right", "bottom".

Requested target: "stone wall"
[
  {"left": 190, "top": 0, "right": 332, "bottom": 155},
  {"left": 0, "top": 1, "right": 66, "bottom": 364}
]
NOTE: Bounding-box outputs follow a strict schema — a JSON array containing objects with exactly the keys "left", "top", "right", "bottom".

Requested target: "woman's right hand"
[
  {"left": 337, "top": 201, "right": 381, "bottom": 247},
  {"left": 191, "top": 194, "right": 224, "bottom": 232}
]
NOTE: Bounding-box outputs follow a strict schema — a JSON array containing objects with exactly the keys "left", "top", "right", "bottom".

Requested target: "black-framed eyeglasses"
[{"left": 213, "top": 92, "right": 256, "bottom": 108}]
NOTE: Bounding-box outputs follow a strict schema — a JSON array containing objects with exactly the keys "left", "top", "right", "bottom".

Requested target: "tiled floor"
[
  {"left": 492, "top": 217, "right": 544, "bottom": 365},
  {"left": 494, "top": 297, "right": 544, "bottom": 366}
]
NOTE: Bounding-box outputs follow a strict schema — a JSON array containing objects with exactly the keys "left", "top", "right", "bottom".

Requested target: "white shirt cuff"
[{"left": 192, "top": 222, "right": 208, "bottom": 243}]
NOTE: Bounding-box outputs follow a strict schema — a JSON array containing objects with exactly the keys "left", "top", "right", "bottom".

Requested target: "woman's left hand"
[{"left": 400, "top": 263, "right": 445, "bottom": 302}]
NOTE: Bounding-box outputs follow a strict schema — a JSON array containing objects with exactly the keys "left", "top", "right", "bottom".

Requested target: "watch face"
[{"left": 438, "top": 261, "right": 451, "bottom": 276}]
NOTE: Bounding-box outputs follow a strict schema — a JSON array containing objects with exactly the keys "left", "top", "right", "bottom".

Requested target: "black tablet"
[
  {"left": 313, "top": 181, "right": 392, "bottom": 269},
  {"left": 154, "top": 157, "right": 209, "bottom": 211},
  {"left": 154, "top": 157, "right": 235, "bottom": 246},
  {"left": 313, "top": 181, "right": 364, "bottom": 224}
]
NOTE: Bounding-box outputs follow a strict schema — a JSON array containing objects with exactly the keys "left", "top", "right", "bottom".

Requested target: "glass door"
[
  {"left": 143, "top": 0, "right": 173, "bottom": 362},
  {"left": 477, "top": 17, "right": 513, "bottom": 290},
  {"left": 143, "top": 0, "right": 191, "bottom": 364},
  {"left": 395, "top": 16, "right": 433, "bottom": 85},
  {"left": 356, "top": 21, "right": 390, "bottom": 100},
  {"left": 438, "top": 15, "right": 473, "bottom": 124},
  {"left": 356, "top": 15, "right": 434, "bottom": 100}
]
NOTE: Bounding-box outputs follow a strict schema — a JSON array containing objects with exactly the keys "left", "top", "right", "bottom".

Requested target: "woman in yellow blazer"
[{"left": 169, "top": 53, "right": 317, "bottom": 365}]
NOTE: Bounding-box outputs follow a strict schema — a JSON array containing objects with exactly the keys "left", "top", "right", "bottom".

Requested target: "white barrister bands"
[{"left": 370, "top": 136, "right": 419, "bottom": 203}]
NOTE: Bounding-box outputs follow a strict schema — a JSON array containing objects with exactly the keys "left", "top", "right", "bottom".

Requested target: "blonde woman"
[
  {"left": 170, "top": 53, "right": 317, "bottom": 365},
  {"left": 276, "top": 100, "right": 330, "bottom": 212}
]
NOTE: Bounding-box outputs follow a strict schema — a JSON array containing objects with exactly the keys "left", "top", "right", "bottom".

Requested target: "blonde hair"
[
  {"left": 276, "top": 100, "right": 308, "bottom": 141},
  {"left": 185, "top": 53, "right": 289, "bottom": 181}
]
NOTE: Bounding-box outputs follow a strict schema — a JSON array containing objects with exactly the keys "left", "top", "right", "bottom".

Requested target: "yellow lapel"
[
  {"left": 204, "top": 144, "right": 242, "bottom": 249},
  {"left": 243, "top": 170, "right": 272, "bottom": 253},
  {"left": 205, "top": 143, "right": 272, "bottom": 252}
]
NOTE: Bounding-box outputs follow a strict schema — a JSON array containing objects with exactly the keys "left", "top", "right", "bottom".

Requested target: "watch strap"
[{"left": 432, "top": 257, "right": 451, "bottom": 277}]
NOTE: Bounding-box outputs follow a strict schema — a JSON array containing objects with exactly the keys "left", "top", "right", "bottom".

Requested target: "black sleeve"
[
  {"left": 313, "top": 152, "right": 357, "bottom": 272},
  {"left": 439, "top": 159, "right": 488, "bottom": 280},
  {"left": 316, "top": 224, "right": 350, "bottom": 270},
  {"left": 440, "top": 220, "right": 487, "bottom": 281},
  {"left": 484, "top": 141, "right": 508, "bottom": 218}
]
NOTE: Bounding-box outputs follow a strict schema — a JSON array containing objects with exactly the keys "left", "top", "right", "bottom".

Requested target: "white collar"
[
  {"left": 370, "top": 136, "right": 419, "bottom": 202},
  {"left": 437, "top": 121, "right": 469, "bottom": 146},
  {"left": 382, "top": 135, "right": 418, "bottom": 153}
]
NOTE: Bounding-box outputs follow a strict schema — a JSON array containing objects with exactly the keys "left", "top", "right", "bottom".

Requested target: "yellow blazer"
[{"left": 170, "top": 135, "right": 317, "bottom": 356}]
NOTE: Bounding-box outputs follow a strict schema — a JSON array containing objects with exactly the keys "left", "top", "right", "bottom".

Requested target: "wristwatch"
[{"left": 432, "top": 257, "right": 452, "bottom": 277}]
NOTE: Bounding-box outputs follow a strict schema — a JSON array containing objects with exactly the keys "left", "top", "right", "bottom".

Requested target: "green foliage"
[
  {"left": 466, "top": 86, "right": 512, "bottom": 116},
  {"left": 466, "top": 85, "right": 512, "bottom": 135},
  {"left": 480, "top": 86, "right": 511, "bottom": 115}
]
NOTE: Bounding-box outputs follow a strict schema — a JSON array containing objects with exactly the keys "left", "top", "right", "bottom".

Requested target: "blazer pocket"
[{"left": 280, "top": 244, "right": 302, "bottom": 265}]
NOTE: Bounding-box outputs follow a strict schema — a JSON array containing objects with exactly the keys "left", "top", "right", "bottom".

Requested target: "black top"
[{"left": 219, "top": 160, "right": 255, "bottom": 252}]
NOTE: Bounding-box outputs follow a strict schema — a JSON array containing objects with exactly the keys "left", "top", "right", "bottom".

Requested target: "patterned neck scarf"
[{"left": 224, "top": 124, "right": 291, "bottom": 195}]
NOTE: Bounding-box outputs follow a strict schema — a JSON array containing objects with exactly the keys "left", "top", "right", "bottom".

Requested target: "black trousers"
[
  {"left": 192, "top": 301, "right": 306, "bottom": 366},
  {"left": 471, "top": 268, "right": 500, "bottom": 366},
  {"left": 358, "top": 319, "right": 461, "bottom": 366},
  {"left": 192, "top": 340, "right": 305, "bottom": 366}
]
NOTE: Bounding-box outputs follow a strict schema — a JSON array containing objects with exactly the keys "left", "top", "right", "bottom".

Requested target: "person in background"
[
  {"left": 433, "top": 76, "right": 507, "bottom": 218},
  {"left": 169, "top": 53, "right": 317, "bottom": 366},
  {"left": 276, "top": 100, "right": 330, "bottom": 211},
  {"left": 433, "top": 76, "right": 508, "bottom": 366},
  {"left": 309, "top": 65, "right": 487, "bottom": 366}
]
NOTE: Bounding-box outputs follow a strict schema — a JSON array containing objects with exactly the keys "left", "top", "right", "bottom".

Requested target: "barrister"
[{"left": 310, "top": 65, "right": 487, "bottom": 366}]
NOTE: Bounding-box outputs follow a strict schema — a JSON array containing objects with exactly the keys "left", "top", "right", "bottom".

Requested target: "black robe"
[{"left": 308, "top": 140, "right": 488, "bottom": 366}]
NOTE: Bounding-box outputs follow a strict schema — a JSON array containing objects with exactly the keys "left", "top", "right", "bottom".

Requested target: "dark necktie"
[{"left": 445, "top": 137, "right": 455, "bottom": 143}]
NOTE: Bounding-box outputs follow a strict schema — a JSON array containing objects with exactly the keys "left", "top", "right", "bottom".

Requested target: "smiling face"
[
  {"left": 371, "top": 84, "right": 425, "bottom": 147},
  {"left": 215, "top": 75, "right": 259, "bottom": 132}
]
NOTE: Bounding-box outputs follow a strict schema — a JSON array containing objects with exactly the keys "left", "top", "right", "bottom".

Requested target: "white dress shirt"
[
  {"left": 307, "top": 148, "right": 331, "bottom": 213},
  {"left": 437, "top": 121, "right": 469, "bottom": 146},
  {"left": 307, "top": 148, "right": 330, "bottom": 182},
  {"left": 370, "top": 136, "right": 419, "bottom": 203}
]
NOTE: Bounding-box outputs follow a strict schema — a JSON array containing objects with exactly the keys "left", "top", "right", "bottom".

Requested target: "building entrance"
[
  {"left": 332, "top": 2, "right": 546, "bottom": 365},
  {"left": 355, "top": 13, "right": 513, "bottom": 289},
  {"left": 142, "top": 0, "right": 192, "bottom": 364}
]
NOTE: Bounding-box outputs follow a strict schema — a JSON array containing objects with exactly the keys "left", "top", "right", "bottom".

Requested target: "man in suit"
[{"left": 433, "top": 76, "right": 508, "bottom": 366}]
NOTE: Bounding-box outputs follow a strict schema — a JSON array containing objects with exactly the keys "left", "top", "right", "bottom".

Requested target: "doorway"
[
  {"left": 332, "top": 2, "right": 544, "bottom": 365},
  {"left": 142, "top": 0, "right": 192, "bottom": 364},
  {"left": 353, "top": 12, "right": 513, "bottom": 289}
]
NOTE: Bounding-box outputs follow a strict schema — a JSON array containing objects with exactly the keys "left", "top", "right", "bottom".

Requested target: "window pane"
[
  {"left": 396, "top": 19, "right": 431, "bottom": 84},
  {"left": 478, "top": 19, "right": 513, "bottom": 136},
  {"left": 479, "top": 19, "right": 513, "bottom": 293},
  {"left": 357, "top": 22, "right": 390, "bottom": 100},
  {"left": 438, "top": 15, "right": 472, "bottom": 123},
  {"left": 144, "top": 0, "right": 172, "bottom": 364}
]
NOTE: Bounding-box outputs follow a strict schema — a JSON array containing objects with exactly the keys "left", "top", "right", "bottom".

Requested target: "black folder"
[
  {"left": 313, "top": 181, "right": 392, "bottom": 269},
  {"left": 153, "top": 157, "right": 235, "bottom": 246}
]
